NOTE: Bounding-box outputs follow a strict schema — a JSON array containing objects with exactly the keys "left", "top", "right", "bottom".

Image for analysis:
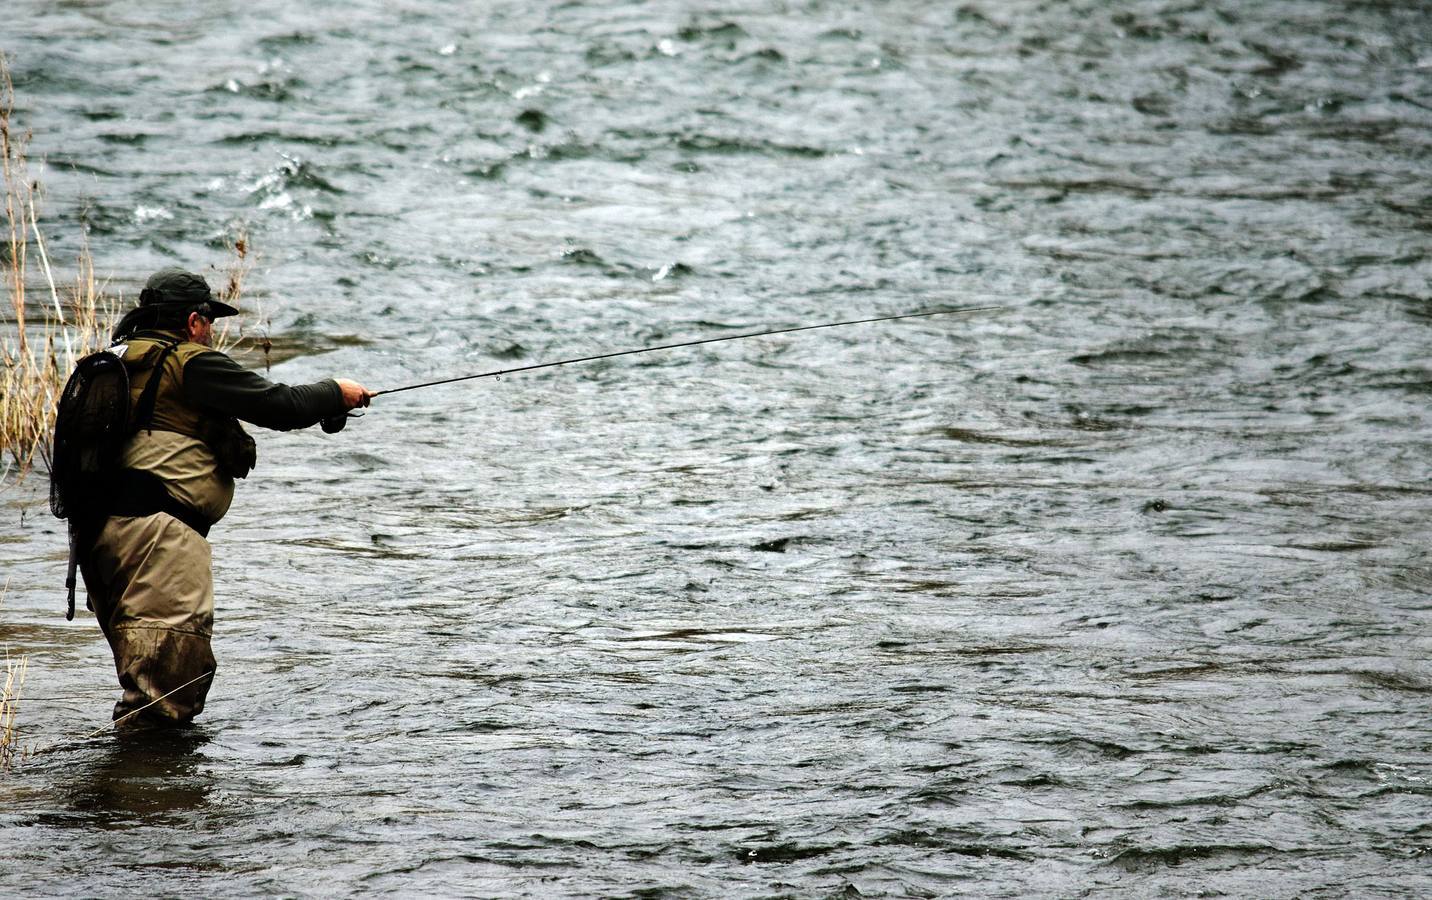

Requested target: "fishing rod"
[
  {"left": 323, "top": 304, "right": 1000, "bottom": 430},
  {"left": 382, "top": 304, "right": 999, "bottom": 397}
]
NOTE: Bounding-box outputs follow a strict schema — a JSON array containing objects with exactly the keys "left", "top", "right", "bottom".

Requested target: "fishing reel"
[{"left": 321, "top": 412, "right": 364, "bottom": 434}]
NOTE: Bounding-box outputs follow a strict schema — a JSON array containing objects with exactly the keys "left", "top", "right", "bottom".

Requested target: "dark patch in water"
[
  {"left": 1103, "top": 843, "right": 1279, "bottom": 873},
  {"left": 515, "top": 109, "right": 547, "bottom": 132},
  {"left": 736, "top": 841, "right": 840, "bottom": 864},
  {"left": 937, "top": 427, "right": 1073, "bottom": 447},
  {"left": 676, "top": 134, "right": 829, "bottom": 158},
  {"left": 750, "top": 537, "right": 791, "bottom": 553},
  {"left": 678, "top": 22, "right": 749, "bottom": 46},
  {"left": 1348, "top": 671, "right": 1432, "bottom": 693},
  {"left": 875, "top": 829, "right": 1030, "bottom": 859}
]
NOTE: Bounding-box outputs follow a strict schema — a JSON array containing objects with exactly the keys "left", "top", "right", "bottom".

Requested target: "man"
[{"left": 79, "top": 267, "right": 371, "bottom": 725}]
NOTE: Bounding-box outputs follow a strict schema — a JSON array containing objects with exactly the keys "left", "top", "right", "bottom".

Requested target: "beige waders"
[
  {"left": 83, "top": 512, "right": 217, "bottom": 723},
  {"left": 81, "top": 429, "right": 234, "bottom": 725}
]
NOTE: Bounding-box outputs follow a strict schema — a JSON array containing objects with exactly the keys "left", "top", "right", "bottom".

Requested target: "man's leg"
[{"left": 85, "top": 513, "right": 217, "bottom": 723}]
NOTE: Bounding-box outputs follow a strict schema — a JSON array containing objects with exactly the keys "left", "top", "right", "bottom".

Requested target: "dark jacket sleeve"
[{"left": 182, "top": 351, "right": 346, "bottom": 431}]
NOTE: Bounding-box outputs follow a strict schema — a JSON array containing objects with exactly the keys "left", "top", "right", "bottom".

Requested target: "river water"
[{"left": 2, "top": 1, "right": 1430, "bottom": 896}]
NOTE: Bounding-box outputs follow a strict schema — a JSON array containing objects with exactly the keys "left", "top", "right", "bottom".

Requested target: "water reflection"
[{"left": 60, "top": 728, "right": 212, "bottom": 827}]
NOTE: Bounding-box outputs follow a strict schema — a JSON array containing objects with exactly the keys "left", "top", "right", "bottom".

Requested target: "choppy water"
[{"left": 3, "top": 0, "right": 1431, "bottom": 895}]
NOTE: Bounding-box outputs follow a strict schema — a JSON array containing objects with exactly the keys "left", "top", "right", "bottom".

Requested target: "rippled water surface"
[{"left": 3, "top": 1, "right": 1431, "bottom": 896}]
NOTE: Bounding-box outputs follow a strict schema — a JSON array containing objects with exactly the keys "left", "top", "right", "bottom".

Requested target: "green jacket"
[
  {"left": 113, "top": 329, "right": 348, "bottom": 522},
  {"left": 118, "top": 329, "right": 346, "bottom": 436}
]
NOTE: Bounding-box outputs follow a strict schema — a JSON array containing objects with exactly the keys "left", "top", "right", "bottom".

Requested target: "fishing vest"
[
  {"left": 118, "top": 332, "right": 256, "bottom": 480},
  {"left": 120, "top": 334, "right": 214, "bottom": 439}
]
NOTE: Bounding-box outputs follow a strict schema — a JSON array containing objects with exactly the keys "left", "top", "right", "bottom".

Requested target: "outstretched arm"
[{"left": 182, "top": 351, "right": 370, "bottom": 431}]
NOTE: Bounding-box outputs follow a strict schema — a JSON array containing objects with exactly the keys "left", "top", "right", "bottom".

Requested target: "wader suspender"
[
  {"left": 112, "top": 339, "right": 214, "bottom": 534},
  {"left": 133, "top": 341, "right": 181, "bottom": 435}
]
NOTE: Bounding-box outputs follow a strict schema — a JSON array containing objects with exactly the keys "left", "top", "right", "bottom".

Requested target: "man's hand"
[{"left": 335, "top": 378, "right": 373, "bottom": 410}]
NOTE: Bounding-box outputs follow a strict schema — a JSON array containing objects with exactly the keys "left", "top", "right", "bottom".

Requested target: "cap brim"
[{"left": 208, "top": 300, "right": 240, "bottom": 318}]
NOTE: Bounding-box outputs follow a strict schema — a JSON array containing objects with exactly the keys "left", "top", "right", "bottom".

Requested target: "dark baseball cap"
[{"left": 138, "top": 268, "right": 239, "bottom": 319}]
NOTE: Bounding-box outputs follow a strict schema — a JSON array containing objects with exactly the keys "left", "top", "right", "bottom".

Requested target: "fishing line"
[
  {"left": 371, "top": 304, "right": 1002, "bottom": 398},
  {"left": 21, "top": 670, "right": 217, "bottom": 758},
  {"left": 85, "top": 670, "right": 214, "bottom": 738}
]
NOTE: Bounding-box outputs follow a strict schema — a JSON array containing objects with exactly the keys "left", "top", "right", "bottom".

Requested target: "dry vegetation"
[
  {"left": 1, "top": 56, "right": 118, "bottom": 479},
  {"left": 1, "top": 650, "right": 26, "bottom": 771},
  {"left": 212, "top": 230, "right": 267, "bottom": 364},
  {"left": 1, "top": 580, "right": 28, "bottom": 771},
  {"left": 1, "top": 54, "right": 262, "bottom": 478}
]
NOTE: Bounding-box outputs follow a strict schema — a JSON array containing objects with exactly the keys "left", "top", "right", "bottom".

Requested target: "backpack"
[
  {"left": 50, "top": 344, "right": 134, "bottom": 620},
  {"left": 51, "top": 340, "right": 188, "bottom": 618}
]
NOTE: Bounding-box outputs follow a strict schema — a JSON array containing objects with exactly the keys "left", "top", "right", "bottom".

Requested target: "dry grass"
[
  {"left": 1, "top": 54, "right": 262, "bottom": 477},
  {"left": 1, "top": 651, "right": 25, "bottom": 771},
  {"left": 212, "top": 229, "right": 273, "bottom": 368},
  {"left": 1, "top": 580, "right": 29, "bottom": 772},
  {"left": 0, "top": 55, "right": 118, "bottom": 479}
]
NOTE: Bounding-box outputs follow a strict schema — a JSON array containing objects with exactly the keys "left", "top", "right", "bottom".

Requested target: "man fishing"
[
  {"left": 62, "top": 291, "right": 987, "bottom": 727},
  {"left": 76, "top": 267, "right": 371, "bottom": 726}
]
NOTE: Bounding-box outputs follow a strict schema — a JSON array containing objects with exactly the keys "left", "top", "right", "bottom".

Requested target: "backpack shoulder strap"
[{"left": 131, "top": 340, "right": 181, "bottom": 434}]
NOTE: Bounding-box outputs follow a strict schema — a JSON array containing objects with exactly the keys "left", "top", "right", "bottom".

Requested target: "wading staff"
[{"left": 321, "top": 304, "right": 1001, "bottom": 431}]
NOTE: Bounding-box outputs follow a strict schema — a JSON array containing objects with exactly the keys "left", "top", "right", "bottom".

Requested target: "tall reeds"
[
  {"left": 0, "top": 54, "right": 263, "bottom": 478},
  {"left": 213, "top": 230, "right": 266, "bottom": 361},
  {"left": 1, "top": 580, "right": 27, "bottom": 772},
  {"left": 1, "top": 652, "right": 25, "bottom": 771},
  {"left": 1, "top": 55, "right": 117, "bottom": 479}
]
